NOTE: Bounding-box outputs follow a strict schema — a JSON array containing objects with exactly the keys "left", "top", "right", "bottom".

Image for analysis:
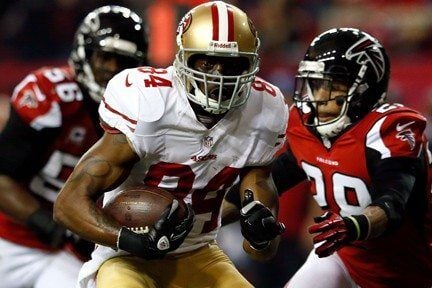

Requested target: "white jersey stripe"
[{"left": 366, "top": 116, "right": 391, "bottom": 159}]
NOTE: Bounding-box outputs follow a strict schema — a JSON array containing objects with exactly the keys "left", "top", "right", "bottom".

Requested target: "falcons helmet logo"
[{"left": 345, "top": 36, "right": 386, "bottom": 81}]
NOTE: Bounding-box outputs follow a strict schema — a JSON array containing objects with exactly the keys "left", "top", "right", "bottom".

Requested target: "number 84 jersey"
[{"left": 99, "top": 66, "right": 288, "bottom": 253}]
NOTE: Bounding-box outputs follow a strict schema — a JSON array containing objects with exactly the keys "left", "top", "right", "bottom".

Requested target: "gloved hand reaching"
[
  {"left": 240, "top": 189, "right": 285, "bottom": 250},
  {"left": 309, "top": 211, "right": 369, "bottom": 258}
]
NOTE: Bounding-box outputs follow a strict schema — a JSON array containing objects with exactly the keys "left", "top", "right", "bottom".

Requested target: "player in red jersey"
[
  {"left": 0, "top": 6, "right": 148, "bottom": 288},
  {"left": 272, "top": 28, "right": 432, "bottom": 288}
]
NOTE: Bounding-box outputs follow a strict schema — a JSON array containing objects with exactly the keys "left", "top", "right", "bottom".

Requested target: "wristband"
[
  {"left": 26, "top": 208, "right": 66, "bottom": 247},
  {"left": 26, "top": 209, "right": 57, "bottom": 235},
  {"left": 344, "top": 214, "right": 370, "bottom": 241}
]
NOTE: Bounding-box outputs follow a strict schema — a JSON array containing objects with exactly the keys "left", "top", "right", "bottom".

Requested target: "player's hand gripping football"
[
  {"left": 240, "top": 190, "right": 285, "bottom": 250},
  {"left": 117, "top": 199, "right": 194, "bottom": 259},
  {"left": 309, "top": 211, "right": 365, "bottom": 258}
]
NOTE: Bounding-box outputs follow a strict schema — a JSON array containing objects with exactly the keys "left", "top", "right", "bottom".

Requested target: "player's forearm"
[
  {"left": 239, "top": 166, "right": 282, "bottom": 260},
  {"left": 54, "top": 154, "right": 123, "bottom": 247},
  {"left": 0, "top": 175, "right": 40, "bottom": 222},
  {"left": 221, "top": 199, "right": 240, "bottom": 226},
  {"left": 362, "top": 205, "right": 388, "bottom": 239},
  {"left": 55, "top": 133, "right": 139, "bottom": 248},
  {"left": 239, "top": 166, "right": 279, "bottom": 215}
]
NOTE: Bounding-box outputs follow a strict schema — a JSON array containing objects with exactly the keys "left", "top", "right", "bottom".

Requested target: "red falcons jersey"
[
  {"left": 287, "top": 103, "right": 432, "bottom": 288},
  {"left": 0, "top": 66, "right": 100, "bottom": 251}
]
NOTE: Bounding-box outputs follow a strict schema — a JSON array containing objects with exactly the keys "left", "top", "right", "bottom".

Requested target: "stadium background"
[{"left": 0, "top": 0, "right": 431, "bottom": 287}]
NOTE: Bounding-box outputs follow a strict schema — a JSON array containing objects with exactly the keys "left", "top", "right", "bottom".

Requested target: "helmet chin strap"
[{"left": 315, "top": 115, "right": 351, "bottom": 138}]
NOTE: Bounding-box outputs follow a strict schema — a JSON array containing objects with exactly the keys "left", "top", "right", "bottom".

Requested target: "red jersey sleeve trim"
[
  {"left": 99, "top": 121, "right": 121, "bottom": 134},
  {"left": 102, "top": 99, "right": 137, "bottom": 125}
]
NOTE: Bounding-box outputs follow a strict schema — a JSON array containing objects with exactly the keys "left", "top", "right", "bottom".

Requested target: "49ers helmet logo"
[
  {"left": 176, "top": 12, "right": 192, "bottom": 37},
  {"left": 345, "top": 36, "right": 386, "bottom": 81}
]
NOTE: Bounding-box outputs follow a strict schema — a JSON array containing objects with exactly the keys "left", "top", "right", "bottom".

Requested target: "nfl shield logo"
[{"left": 203, "top": 136, "right": 214, "bottom": 148}]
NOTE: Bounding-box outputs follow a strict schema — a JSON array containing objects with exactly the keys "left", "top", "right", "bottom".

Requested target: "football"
[{"left": 103, "top": 185, "right": 188, "bottom": 233}]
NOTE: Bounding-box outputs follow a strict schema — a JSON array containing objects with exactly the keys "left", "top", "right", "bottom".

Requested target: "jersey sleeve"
[
  {"left": 99, "top": 68, "right": 166, "bottom": 157},
  {"left": 99, "top": 69, "right": 140, "bottom": 135},
  {"left": 254, "top": 80, "right": 289, "bottom": 166},
  {"left": 10, "top": 72, "right": 62, "bottom": 131},
  {"left": 366, "top": 111, "right": 427, "bottom": 160}
]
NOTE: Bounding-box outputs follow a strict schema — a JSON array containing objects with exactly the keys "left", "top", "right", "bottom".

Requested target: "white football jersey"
[{"left": 99, "top": 66, "right": 288, "bottom": 253}]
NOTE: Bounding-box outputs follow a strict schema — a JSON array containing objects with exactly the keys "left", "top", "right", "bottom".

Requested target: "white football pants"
[
  {"left": 286, "top": 248, "right": 359, "bottom": 288},
  {"left": 0, "top": 238, "right": 83, "bottom": 288}
]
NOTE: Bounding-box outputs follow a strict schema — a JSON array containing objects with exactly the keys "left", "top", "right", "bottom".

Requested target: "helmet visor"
[{"left": 294, "top": 75, "right": 349, "bottom": 127}]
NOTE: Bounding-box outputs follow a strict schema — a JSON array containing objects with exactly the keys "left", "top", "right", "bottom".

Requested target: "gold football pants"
[{"left": 96, "top": 242, "right": 253, "bottom": 288}]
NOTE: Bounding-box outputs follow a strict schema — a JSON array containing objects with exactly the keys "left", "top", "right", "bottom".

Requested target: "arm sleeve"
[
  {"left": 0, "top": 108, "right": 59, "bottom": 180},
  {"left": 366, "top": 148, "right": 420, "bottom": 230},
  {"left": 365, "top": 111, "right": 428, "bottom": 230},
  {"left": 271, "top": 149, "right": 307, "bottom": 195}
]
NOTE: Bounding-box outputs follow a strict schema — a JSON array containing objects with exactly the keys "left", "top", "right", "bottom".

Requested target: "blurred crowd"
[
  {"left": 1, "top": 0, "right": 430, "bottom": 143},
  {"left": 0, "top": 1, "right": 431, "bottom": 287}
]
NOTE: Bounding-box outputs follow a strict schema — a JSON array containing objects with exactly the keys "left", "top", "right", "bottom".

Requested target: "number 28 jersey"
[
  {"left": 287, "top": 104, "right": 432, "bottom": 287},
  {"left": 99, "top": 66, "right": 288, "bottom": 253}
]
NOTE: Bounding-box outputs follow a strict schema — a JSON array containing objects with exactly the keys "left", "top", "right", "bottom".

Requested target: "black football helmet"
[
  {"left": 69, "top": 5, "right": 148, "bottom": 102},
  {"left": 293, "top": 28, "right": 390, "bottom": 137}
]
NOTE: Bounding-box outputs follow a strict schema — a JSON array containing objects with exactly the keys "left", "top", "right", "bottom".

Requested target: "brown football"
[{"left": 103, "top": 185, "right": 188, "bottom": 233}]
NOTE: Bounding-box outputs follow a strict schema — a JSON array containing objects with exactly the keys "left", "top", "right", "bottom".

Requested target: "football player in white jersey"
[
  {"left": 0, "top": 6, "right": 148, "bottom": 288},
  {"left": 54, "top": 1, "right": 288, "bottom": 287}
]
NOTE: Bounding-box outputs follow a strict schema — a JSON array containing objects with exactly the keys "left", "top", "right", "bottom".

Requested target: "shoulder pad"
[
  {"left": 251, "top": 77, "right": 288, "bottom": 133},
  {"left": 366, "top": 107, "right": 427, "bottom": 159}
]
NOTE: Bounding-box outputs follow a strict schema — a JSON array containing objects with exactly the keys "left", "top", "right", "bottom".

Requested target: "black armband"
[
  {"left": 367, "top": 152, "right": 418, "bottom": 233},
  {"left": 26, "top": 209, "right": 66, "bottom": 247},
  {"left": 343, "top": 214, "right": 370, "bottom": 241},
  {"left": 271, "top": 151, "right": 307, "bottom": 195},
  {"left": 369, "top": 171, "right": 415, "bottom": 232}
]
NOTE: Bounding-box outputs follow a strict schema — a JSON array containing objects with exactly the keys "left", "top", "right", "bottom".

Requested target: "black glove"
[
  {"left": 240, "top": 190, "right": 285, "bottom": 250},
  {"left": 308, "top": 211, "right": 369, "bottom": 258},
  {"left": 117, "top": 199, "right": 194, "bottom": 259},
  {"left": 26, "top": 209, "right": 66, "bottom": 248}
]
